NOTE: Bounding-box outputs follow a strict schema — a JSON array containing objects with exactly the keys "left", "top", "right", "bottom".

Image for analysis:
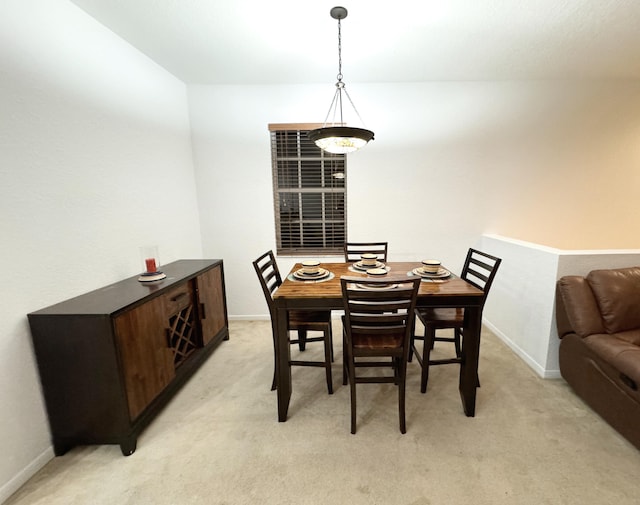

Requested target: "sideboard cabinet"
[{"left": 28, "top": 259, "right": 228, "bottom": 456}]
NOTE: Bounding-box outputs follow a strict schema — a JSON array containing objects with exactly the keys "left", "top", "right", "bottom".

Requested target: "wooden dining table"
[{"left": 273, "top": 261, "right": 485, "bottom": 422}]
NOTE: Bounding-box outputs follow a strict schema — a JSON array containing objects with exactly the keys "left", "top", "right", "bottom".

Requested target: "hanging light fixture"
[{"left": 308, "top": 6, "right": 374, "bottom": 155}]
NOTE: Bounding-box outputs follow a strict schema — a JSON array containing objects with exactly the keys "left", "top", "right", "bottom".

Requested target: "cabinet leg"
[
  {"left": 120, "top": 438, "right": 137, "bottom": 456},
  {"left": 52, "top": 438, "right": 72, "bottom": 456}
]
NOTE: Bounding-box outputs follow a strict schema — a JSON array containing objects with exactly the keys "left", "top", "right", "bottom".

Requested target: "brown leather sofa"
[{"left": 556, "top": 266, "right": 640, "bottom": 450}]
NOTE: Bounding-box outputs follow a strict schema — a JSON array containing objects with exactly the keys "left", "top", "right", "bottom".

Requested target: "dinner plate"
[
  {"left": 421, "top": 266, "right": 449, "bottom": 276},
  {"left": 293, "top": 268, "right": 330, "bottom": 280},
  {"left": 353, "top": 260, "right": 385, "bottom": 271},
  {"left": 412, "top": 267, "right": 451, "bottom": 279},
  {"left": 355, "top": 283, "right": 399, "bottom": 290},
  {"left": 366, "top": 268, "right": 387, "bottom": 276}
]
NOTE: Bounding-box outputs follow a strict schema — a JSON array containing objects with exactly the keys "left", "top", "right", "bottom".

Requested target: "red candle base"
[{"left": 145, "top": 258, "right": 157, "bottom": 273}]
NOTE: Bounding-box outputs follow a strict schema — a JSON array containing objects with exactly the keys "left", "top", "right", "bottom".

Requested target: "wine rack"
[{"left": 168, "top": 304, "right": 197, "bottom": 367}]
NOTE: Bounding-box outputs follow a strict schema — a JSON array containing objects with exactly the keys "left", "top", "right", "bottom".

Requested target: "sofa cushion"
[
  {"left": 584, "top": 333, "right": 640, "bottom": 386},
  {"left": 557, "top": 276, "right": 605, "bottom": 338},
  {"left": 612, "top": 328, "right": 640, "bottom": 347},
  {"left": 587, "top": 267, "right": 640, "bottom": 334}
]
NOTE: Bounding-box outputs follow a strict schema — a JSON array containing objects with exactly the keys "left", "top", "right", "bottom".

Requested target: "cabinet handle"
[
  {"left": 171, "top": 293, "right": 190, "bottom": 304},
  {"left": 200, "top": 303, "right": 206, "bottom": 319}
]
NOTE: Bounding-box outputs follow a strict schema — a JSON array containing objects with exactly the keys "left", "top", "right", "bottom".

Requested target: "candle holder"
[{"left": 138, "top": 246, "right": 167, "bottom": 282}]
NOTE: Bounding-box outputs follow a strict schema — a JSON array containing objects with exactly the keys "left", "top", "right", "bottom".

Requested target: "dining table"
[{"left": 273, "top": 261, "right": 485, "bottom": 422}]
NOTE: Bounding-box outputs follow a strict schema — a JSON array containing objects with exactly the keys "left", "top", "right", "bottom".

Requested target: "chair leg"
[
  {"left": 421, "top": 325, "right": 435, "bottom": 393},
  {"left": 393, "top": 357, "right": 401, "bottom": 385},
  {"left": 399, "top": 359, "right": 407, "bottom": 434},
  {"left": 271, "top": 329, "right": 278, "bottom": 391},
  {"left": 408, "top": 332, "right": 415, "bottom": 362},
  {"left": 343, "top": 330, "right": 348, "bottom": 386},
  {"left": 324, "top": 327, "right": 333, "bottom": 394},
  {"left": 454, "top": 328, "right": 462, "bottom": 358},
  {"left": 329, "top": 322, "right": 335, "bottom": 362},
  {"left": 348, "top": 353, "right": 357, "bottom": 434},
  {"left": 298, "top": 329, "right": 307, "bottom": 351}
]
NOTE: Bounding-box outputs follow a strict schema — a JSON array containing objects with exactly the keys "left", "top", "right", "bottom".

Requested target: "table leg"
[
  {"left": 276, "top": 306, "right": 292, "bottom": 421},
  {"left": 459, "top": 305, "right": 481, "bottom": 416}
]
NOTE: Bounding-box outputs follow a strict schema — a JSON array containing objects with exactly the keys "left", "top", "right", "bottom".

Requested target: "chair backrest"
[
  {"left": 341, "top": 276, "right": 421, "bottom": 351},
  {"left": 344, "top": 242, "right": 389, "bottom": 263},
  {"left": 460, "top": 248, "right": 502, "bottom": 306},
  {"left": 252, "top": 250, "right": 283, "bottom": 317}
]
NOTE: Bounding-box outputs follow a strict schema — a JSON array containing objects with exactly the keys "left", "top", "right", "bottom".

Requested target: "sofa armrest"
[{"left": 556, "top": 276, "right": 605, "bottom": 338}]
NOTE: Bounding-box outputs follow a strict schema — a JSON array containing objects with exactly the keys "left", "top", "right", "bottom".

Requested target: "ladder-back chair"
[
  {"left": 253, "top": 251, "right": 333, "bottom": 394},
  {"left": 344, "top": 242, "right": 388, "bottom": 263},
  {"left": 409, "top": 248, "right": 501, "bottom": 393},
  {"left": 341, "top": 275, "right": 420, "bottom": 434}
]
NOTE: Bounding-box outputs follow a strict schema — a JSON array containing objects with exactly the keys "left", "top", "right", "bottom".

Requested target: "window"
[{"left": 269, "top": 124, "right": 346, "bottom": 256}]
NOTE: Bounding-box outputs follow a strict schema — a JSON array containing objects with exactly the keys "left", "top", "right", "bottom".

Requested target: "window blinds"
[{"left": 269, "top": 126, "right": 347, "bottom": 255}]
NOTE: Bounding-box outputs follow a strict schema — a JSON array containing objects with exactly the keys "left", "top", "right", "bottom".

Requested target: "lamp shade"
[{"left": 308, "top": 126, "right": 375, "bottom": 154}]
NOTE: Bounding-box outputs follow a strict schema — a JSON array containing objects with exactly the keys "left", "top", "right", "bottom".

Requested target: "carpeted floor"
[{"left": 5, "top": 320, "right": 640, "bottom": 505}]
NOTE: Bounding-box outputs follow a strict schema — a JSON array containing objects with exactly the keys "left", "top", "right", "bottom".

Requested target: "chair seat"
[
  {"left": 353, "top": 333, "right": 404, "bottom": 351},
  {"left": 289, "top": 310, "right": 331, "bottom": 326},
  {"left": 416, "top": 307, "right": 464, "bottom": 328}
]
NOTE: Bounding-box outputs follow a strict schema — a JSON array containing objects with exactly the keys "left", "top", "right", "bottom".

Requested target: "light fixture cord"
[
  {"left": 321, "top": 15, "right": 367, "bottom": 128},
  {"left": 335, "top": 17, "right": 344, "bottom": 125},
  {"left": 337, "top": 17, "right": 343, "bottom": 84}
]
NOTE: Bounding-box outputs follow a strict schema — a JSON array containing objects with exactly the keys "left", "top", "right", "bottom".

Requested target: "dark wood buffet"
[{"left": 28, "top": 259, "right": 228, "bottom": 456}]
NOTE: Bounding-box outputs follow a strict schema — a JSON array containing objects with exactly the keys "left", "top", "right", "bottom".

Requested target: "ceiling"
[{"left": 69, "top": 0, "right": 640, "bottom": 84}]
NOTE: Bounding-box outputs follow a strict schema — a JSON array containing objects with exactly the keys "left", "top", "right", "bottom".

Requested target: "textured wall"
[{"left": 0, "top": 1, "right": 202, "bottom": 500}]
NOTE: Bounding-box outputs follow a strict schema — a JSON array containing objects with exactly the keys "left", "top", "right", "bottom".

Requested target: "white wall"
[
  {"left": 0, "top": 1, "right": 202, "bottom": 501},
  {"left": 188, "top": 80, "right": 640, "bottom": 318},
  {"left": 478, "top": 235, "right": 561, "bottom": 377}
]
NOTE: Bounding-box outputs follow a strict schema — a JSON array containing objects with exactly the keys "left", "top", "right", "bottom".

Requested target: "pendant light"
[{"left": 308, "top": 6, "right": 374, "bottom": 154}]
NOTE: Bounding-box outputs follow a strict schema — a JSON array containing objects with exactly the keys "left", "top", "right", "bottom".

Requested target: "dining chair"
[
  {"left": 344, "top": 242, "right": 388, "bottom": 263},
  {"left": 409, "top": 248, "right": 502, "bottom": 393},
  {"left": 341, "top": 275, "right": 421, "bottom": 434},
  {"left": 252, "top": 251, "right": 334, "bottom": 394}
]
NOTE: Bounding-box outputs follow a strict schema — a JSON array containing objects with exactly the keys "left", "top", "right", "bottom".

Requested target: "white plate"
[
  {"left": 353, "top": 260, "right": 385, "bottom": 271},
  {"left": 293, "top": 268, "right": 329, "bottom": 280},
  {"left": 412, "top": 267, "right": 451, "bottom": 278},
  {"left": 354, "top": 283, "right": 399, "bottom": 290}
]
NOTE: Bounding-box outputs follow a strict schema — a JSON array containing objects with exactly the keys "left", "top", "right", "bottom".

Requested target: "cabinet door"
[
  {"left": 196, "top": 265, "right": 227, "bottom": 345},
  {"left": 114, "top": 296, "right": 176, "bottom": 421}
]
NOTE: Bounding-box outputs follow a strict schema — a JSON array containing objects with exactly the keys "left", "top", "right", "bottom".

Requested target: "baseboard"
[
  {"left": 0, "top": 445, "right": 53, "bottom": 503},
  {"left": 483, "top": 320, "right": 561, "bottom": 379},
  {"left": 228, "top": 315, "right": 270, "bottom": 321},
  {"left": 542, "top": 368, "right": 562, "bottom": 379}
]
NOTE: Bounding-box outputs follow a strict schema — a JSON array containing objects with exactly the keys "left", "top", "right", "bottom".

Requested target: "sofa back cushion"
[
  {"left": 587, "top": 267, "right": 640, "bottom": 334},
  {"left": 557, "top": 276, "right": 605, "bottom": 338}
]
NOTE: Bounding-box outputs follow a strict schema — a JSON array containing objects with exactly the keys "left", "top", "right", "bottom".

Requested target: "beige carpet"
[{"left": 6, "top": 320, "right": 640, "bottom": 505}]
